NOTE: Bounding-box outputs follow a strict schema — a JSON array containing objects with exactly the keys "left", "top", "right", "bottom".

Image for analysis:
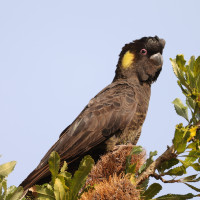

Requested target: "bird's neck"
[{"left": 113, "top": 75, "right": 151, "bottom": 89}]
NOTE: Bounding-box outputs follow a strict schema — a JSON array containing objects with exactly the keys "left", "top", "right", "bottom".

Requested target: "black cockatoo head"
[{"left": 114, "top": 36, "right": 165, "bottom": 84}]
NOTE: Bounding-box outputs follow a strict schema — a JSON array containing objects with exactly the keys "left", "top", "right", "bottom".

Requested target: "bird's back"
[
  {"left": 20, "top": 80, "right": 141, "bottom": 189},
  {"left": 20, "top": 36, "right": 165, "bottom": 191}
]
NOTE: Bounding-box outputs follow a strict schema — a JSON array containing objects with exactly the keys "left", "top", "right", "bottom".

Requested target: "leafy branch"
[
  {"left": 0, "top": 158, "right": 24, "bottom": 200},
  {"left": 132, "top": 55, "right": 200, "bottom": 199},
  {"left": 35, "top": 152, "right": 94, "bottom": 200}
]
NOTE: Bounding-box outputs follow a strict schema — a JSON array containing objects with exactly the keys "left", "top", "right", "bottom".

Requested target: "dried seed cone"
[{"left": 81, "top": 145, "right": 146, "bottom": 200}]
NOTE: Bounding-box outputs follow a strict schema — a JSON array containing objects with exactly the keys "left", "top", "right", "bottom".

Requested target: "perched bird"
[{"left": 20, "top": 36, "right": 165, "bottom": 190}]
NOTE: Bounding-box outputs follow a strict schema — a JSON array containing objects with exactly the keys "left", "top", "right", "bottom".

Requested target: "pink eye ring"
[{"left": 140, "top": 49, "right": 147, "bottom": 55}]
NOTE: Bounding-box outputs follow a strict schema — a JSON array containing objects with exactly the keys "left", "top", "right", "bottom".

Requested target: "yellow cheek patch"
[{"left": 121, "top": 51, "right": 135, "bottom": 69}]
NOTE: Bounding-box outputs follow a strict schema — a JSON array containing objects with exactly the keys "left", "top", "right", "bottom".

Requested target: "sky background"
[{"left": 1, "top": 0, "right": 200, "bottom": 198}]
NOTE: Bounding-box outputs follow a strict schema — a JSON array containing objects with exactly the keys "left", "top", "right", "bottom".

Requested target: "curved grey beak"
[
  {"left": 150, "top": 53, "right": 163, "bottom": 66},
  {"left": 159, "top": 38, "right": 166, "bottom": 49}
]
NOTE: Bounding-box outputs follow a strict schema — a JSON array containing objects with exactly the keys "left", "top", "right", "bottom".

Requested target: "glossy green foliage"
[
  {"left": 125, "top": 146, "right": 143, "bottom": 174},
  {"left": 143, "top": 183, "right": 162, "bottom": 200},
  {"left": 170, "top": 55, "right": 200, "bottom": 123},
  {"left": 0, "top": 159, "right": 24, "bottom": 200},
  {"left": 142, "top": 55, "right": 200, "bottom": 199},
  {"left": 35, "top": 151, "right": 94, "bottom": 200}
]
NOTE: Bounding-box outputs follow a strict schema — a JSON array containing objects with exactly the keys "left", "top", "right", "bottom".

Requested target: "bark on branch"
[
  {"left": 136, "top": 120, "right": 200, "bottom": 185},
  {"left": 136, "top": 145, "right": 176, "bottom": 185},
  {"left": 151, "top": 173, "right": 181, "bottom": 183}
]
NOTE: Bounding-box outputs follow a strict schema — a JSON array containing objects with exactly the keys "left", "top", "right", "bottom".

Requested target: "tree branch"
[
  {"left": 136, "top": 145, "right": 176, "bottom": 185},
  {"left": 136, "top": 120, "right": 200, "bottom": 186},
  {"left": 151, "top": 173, "right": 181, "bottom": 183}
]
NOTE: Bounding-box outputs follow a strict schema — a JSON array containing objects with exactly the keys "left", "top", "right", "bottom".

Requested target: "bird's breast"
[{"left": 106, "top": 83, "right": 151, "bottom": 149}]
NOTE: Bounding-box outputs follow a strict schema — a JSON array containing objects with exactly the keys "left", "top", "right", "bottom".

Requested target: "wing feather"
[{"left": 20, "top": 81, "right": 137, "bottom": 189}]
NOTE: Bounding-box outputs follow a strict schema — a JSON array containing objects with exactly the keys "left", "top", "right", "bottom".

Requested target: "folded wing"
[{"left": 20, "top": 81, "right": 137, "bottom": 190}]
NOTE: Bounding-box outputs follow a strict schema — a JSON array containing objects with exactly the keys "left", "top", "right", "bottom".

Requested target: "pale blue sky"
[{"left": 1, "top": 0, "right": 200, "bottom": 197}]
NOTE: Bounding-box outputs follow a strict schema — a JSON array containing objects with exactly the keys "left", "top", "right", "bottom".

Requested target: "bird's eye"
[{"left": 140, "top": 49, "right": 147, "bottom": 55}]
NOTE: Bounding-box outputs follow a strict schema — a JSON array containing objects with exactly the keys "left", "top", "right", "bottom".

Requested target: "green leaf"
[
  {"left": 54, "top": 178, "right": 66, "bottom": 200},
  {"left": 187, "top": 70, "right": 196, "bottom": 89},
  {"left": 182, "top": 175, "right": 200, "bottom": 183},
  {"left": 6, "top": 185, "right": 17, "bottom": 197},
  {"left": 172, "top": 98, "right": 189, "bottom": 122},
  {"left": 60, "top": 161, "right": 67, "bottom": 173},
  {"left": 49, "top": 151, "right": 60, "bottom": 183},
  {"left": 129, "top": 146, "right": 143, "bottom": 155},
  {"left": 170, "top": 57, "right": 189, "bottom": 91},
  {"left": 157, "top": 158, "right": 179, "bottom": 174},
  {"left": 165, "top": 166, "right": 186, "bottom": 176},
  {"left": 188, "top": 56, "right": 195, "bottom": 72},
  {"left": 146, "top": 151, "right": 157, "bottom": 167},
  {"left": 0, "top": 161, "right": 16, "bottom": 177},
  {"left": 58, "top": 171, "right": 72, "bottom": 180},
  {"left": 59, "top": 172, "right": 72, "bottom": 190},
  {"left": 185, "top": 183, "right": 200, "bottom": 192},
  {"left": 194, "top": 56, "right": 200, "bottom": 92},
  {"left": 176, "top": 54, "right": 186, "bottom": 71},
  {"left": 196, "top": 76, "right": 200, "bottom": 92},
  {"left": 126, "top": 146, "right": 143, "bottom": 174},
  {"left": 126, "top": 163, "right": 136, "bottom": 174},
  {"left": 191, "top": 176, "right": 200, "bottom": 182},
  {"left": 78, "top": 184, "right": 95, "bottom": 199},
  {"left": 184, "top": 150, "right": 199, "bottom": 166},
  {"left": 139, "top": 178, "right": 149, "bottom": 194},
  {"left": 69, "top": 155, "right": 94, "bottom": 200},
  {"left": 154, "top": 193, "right": 195, "bottom": 200},
  {"left": 170, "top": 58, "right": 179, "bottom": 78},
  {"left": 173, "top": 126, "right": 190, "bottom": 154},
  {"left": 0, "top": 180, "right": 2, "bottom": 197},
  {"left": 177, "top": 133, "right": 190, "bottom": 154},
  {"left": 143, "top": 183, "right": 162, "bottom": 200},
  {"left": 187, "top": 141, "right": 198, "bottom": 150},
  {"left": 178, "top": 82, "right": 189, "bottom": 96},
  {"left": 194, "top": 56, "right": 200, "bottom": 77},
  {"left": 35, "top": 185, "right": 55, "bottom": 200},
  {"left": 186, "top": 97, "right": 195, "bottom": 111},
  {"left": 138, "top": 163, "right": 146, "bottom": 174},
  {"left": 180, "top": 174, "right": 198, "bottom": 182},
  {"left": 191, "top": 163, "right": 200, "bottom": 171},
  {"left": 139, "top": 151, "right": 157, "bottom": 174},
  {"left": 6, "top": 186, "right": 23, "bottom": 200},
  {"left": 2, "top": 178, "right": 7, "bottom": 196}
]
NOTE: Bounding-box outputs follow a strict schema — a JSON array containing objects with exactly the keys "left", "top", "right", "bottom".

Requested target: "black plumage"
[{"left": 20, "top": 36, "right": 165, "bottom": 190}]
